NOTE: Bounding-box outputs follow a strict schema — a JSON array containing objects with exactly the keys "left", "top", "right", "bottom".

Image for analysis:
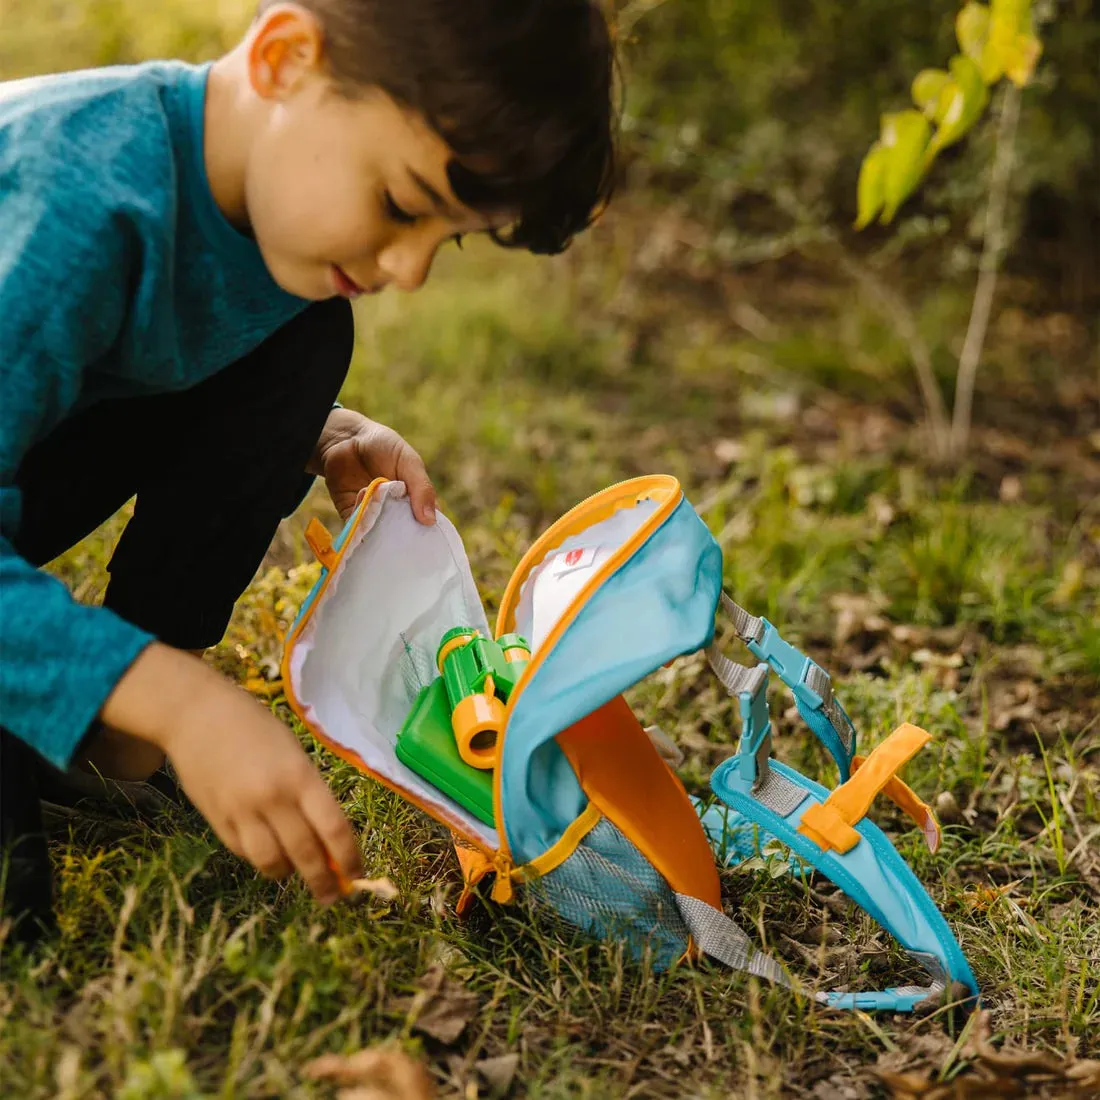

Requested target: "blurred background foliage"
[
  {"left": 3, "top": 0, "right": 1096, "bottom": 310},
  {"left": 617, "top": 0, "right": 1097, "bottom": 309}
]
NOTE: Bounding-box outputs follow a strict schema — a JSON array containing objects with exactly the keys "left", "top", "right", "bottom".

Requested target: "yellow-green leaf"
[
  {"left": 855, "top": 142, "right": 889, "bottom": 229},
  {"left": 1004, "top": 31, "right": 1042, "bottom": 85},
  {"left": 956, "top": 2, "right": 991, "bottom": 63},
  {"left": 880, "top": 110, "right": 932, "bottom": 222},
  {"left": 912, "top": 69, "right": 952, "bottom": 118},
  {"left": 991, "top": 0, "right": 1031, "bottom": 32},
  {"left": 982, "top": 0, "right": 1031, "bottom": 82},
  {"left": 928, "top": 55, "right": 989, "bottom": 156}
]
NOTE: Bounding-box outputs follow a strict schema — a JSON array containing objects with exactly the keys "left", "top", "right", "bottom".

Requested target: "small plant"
[
  {"left": 855, "top": 1, "right": 1044, "bottom": 460},
  {"left": 855, "top": 0, "right": 1042, "bottom": 229}
]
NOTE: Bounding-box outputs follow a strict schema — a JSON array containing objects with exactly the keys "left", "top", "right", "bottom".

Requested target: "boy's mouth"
[{"left": 332, "top": 265, "right": 369, "bottom": 299}]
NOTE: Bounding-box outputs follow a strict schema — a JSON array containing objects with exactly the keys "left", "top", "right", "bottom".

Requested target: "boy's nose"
[{"left": 377, "top": 239, "right": 436, "bottom": 293}]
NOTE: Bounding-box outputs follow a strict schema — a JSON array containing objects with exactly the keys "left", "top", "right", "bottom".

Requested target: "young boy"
[{"left": 0, "top": 0, "right": 616, "bottom": 941}]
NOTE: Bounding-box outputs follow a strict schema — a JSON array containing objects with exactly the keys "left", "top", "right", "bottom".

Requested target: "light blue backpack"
[{"left": 284, "top": 475, "right": 978, "bottom": 1013}]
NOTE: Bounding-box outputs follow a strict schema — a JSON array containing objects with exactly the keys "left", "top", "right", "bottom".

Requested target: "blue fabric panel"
[{"left": 502, "top": 499, "right": 723, "bottom": 863}]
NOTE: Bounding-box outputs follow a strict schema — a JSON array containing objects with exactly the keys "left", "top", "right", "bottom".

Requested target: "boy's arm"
[
  {"left": 0, "top": 183, "right": 156, "bottom": 768},
  {"left": 0, "top": 167, "right": 362, "bottom": 901},
  {"left": 0, "top": 169, "right": 361, "bottom": 900}
]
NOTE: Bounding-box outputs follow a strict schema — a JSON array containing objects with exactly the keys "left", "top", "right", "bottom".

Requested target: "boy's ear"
[{"left": 247, "top": 3, "right": 326, "bottom": 100}]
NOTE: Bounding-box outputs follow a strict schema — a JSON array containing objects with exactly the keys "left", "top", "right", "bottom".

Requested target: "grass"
[{"left": 2, "top": 228, "right": 1097, "bottom": 1098}]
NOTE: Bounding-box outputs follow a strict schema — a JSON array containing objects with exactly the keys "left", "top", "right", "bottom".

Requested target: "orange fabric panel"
[{"left": 555, "top": 695, "right": 722, "bottom": 908}]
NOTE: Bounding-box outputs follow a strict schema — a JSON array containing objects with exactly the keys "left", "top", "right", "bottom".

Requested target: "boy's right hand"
[{"left": 102, "top": 643, "right": 362, "bottom": 904}]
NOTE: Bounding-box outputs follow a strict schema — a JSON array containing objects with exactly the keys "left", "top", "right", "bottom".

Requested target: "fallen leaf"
[
  {"left": 875, "top": 1070, "right": 932, "bottom": 1097},
  {"left": 934, "top": 791, "right": 962, "bottom": 825},
  {"left": 998, "top": 475, "right": 1022, "bottom": 503},
  {"left": 873, "top": 1010, "right": 1100, "bottom": 1098},
  {"left": 400, "top": 965, "right": 479, "bottom": 1045},
  {"left": 346, "top": 877, "right": 400, "bottom": 902},
  {"left": 306, "top": 1047, "right": 434, "bottom": 1100},
  {"left": 475, "top": 1053, "right": 520, "bottom": 1094},
  {"left": 911, "top": 648, "right": 964, "bottom": 669},
  {"left": 714, "top": 438, "right": 748, "bottom": 464}
]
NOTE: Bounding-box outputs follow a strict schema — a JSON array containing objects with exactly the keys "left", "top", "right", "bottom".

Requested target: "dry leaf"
[
  {"left": 475, "top": 1053, "right": 521, "bottom": 1094},
  {"left": 934, "top": 791, "right": 962, "bottom": 825},
  {"left": 306, "top": 1047, "right": 434, "bottom": 1100},
  {"left": 875, "top": 1070, "right": 933, "bottom": 1097},
  {"left": 401, "top": 964, "right": 479, "bottom": 1045},
  {"left": 714, "top": 438, "right": 748, "bottom": 464},
  {"left": 874, "top": 1010, "right": 1100, "bottom": 1099},
  {"left": 998, "top": 476, "right": 1022, "bottom": 503},
  {"left": 347, "top": 877, "right": 400, "bottom": 902}
]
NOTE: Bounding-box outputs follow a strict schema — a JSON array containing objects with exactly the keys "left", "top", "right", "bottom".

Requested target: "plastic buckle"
[
  {"left": 747, "top": 621, "right": 826, "bottom": 713},
  {"left": 735, "top": 665, "right": 772, "bottom": 791}
]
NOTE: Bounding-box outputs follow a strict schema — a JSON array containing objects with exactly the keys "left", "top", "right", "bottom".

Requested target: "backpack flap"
[
  {"left": 282, "top": 479, "right": 499, "bottom": 853},
  {"left": 494, "top": 477, "right": 724, "bottom": 911}
]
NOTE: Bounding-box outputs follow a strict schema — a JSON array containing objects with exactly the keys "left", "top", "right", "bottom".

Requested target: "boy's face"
[{"left": 227, "top": 7, "right": 507, "bottom": 301}]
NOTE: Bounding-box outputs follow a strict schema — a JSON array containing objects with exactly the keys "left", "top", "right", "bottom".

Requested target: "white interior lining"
[
  {"left": 288, "top": 482, "right": 498, "bottom": 848},
  {"left": 513, "top": 499, "right": 661, "bottom": 650}
]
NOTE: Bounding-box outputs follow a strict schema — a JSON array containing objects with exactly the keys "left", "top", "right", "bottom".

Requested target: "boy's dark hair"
[{"left": 260, "top": 0, "right": 617, "bottom": 255}]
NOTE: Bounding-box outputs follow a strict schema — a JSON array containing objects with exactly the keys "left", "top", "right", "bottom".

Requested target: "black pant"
[{"left": 0, "top": 299, "right": 354, "bottom": 942}]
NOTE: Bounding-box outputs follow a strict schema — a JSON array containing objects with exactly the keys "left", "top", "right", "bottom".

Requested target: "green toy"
[{"left": 395, "top": 629, "right": 531, "bottom": 826}]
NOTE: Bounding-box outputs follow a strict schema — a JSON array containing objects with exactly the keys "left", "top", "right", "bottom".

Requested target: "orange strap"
[
  {"left": 453, "top": 838, "right": 496, "bottom": 916},
  {"left": 798, "top": 723, "right": 934, "bottom": 854},
  {"left": 851, "top": 754, "right": 942, "bottom": 853},
  {"left": 305, "top": 517, "right": 338, "bottom": 571}
]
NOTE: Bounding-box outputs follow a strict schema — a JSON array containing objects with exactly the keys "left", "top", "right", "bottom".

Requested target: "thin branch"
[
  {"left": 950, "top": 82, "right": 1022, "bottom": 459},
  {"left": 831, "top": 248, "right": 952, "bottom": 459}
]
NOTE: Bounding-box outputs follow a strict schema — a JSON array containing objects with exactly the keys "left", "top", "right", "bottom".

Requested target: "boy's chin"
[{"left": 259, "top": 251, "right": 332, "bottom": 302}]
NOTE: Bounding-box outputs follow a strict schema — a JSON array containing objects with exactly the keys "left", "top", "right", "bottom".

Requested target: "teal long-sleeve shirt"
[{"left": 0, "top": 61, "right": 310, "bottom": 768}]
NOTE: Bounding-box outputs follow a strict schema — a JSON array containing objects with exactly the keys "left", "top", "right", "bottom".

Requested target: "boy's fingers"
[
  {"left": 300, "top": 783, "right": 363, "bottom": 885},
  {"left": 238, "top": 819, "right": 293, "bottom": 880},
  {"left": 265, "top": 804, "right": 341, "bottom": 903},
  {"left": 397, "top": 445, "right": 437, "bottom": 525}
]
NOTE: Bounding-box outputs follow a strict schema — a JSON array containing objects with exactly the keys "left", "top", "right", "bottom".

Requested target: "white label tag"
[{"left": 551, "top": 545, "right": 600, "bottom": 577}]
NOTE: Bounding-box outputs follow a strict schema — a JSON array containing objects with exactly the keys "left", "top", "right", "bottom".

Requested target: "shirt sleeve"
[{"left": 0, "top": 169, "right": 156, "bottom": 769}]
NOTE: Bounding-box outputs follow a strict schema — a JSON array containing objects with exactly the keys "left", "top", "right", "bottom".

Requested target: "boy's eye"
[{"left": 384, "top": 191, "right": 417, "bottom": 225}]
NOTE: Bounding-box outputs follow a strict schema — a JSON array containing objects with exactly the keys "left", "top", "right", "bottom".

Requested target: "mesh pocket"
[{"left": 527, "top": 817, "right": 689, "bottom": 968}]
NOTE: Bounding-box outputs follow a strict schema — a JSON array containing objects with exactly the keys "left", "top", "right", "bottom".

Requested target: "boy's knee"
[{"left": 78, "top": 725, "right": 167, "bottom": 782}]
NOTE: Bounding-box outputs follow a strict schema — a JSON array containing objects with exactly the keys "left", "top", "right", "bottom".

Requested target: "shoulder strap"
[{"left": 717, "top": 594, "right": 857, "bottom": 779}]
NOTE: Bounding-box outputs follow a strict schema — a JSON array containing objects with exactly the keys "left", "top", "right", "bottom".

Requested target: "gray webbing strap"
[
  {"left": 718, "top": 592, "right": 764, "bottom": 645},
  {"left": 675, "top": 894, "right": 816, "bottom": 997},
  {"left": 705, "top": 647, "right": 767, "bottom": 699},
  {"left": 751, "top": 768, "right": 811, "bottom": 818},
  {"left": 803, "top": 663, "right": 855, "bottom": 756},
  {"left": 677, "top": 895, "right": 947, "bottom": 1010}
]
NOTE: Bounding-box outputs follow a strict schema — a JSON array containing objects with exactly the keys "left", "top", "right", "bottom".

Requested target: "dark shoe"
[{"left": 0, "top": 729, "right": 56, "bottom": 947}]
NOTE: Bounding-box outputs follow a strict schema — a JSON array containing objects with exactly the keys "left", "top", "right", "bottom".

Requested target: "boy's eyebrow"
[{"left": 408, "top": 168, "right": 464, "bottom": 220}]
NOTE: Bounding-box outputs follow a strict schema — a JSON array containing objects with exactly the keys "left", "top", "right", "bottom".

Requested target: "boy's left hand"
[{"left": 309, "top": 407, "right": 437, "bottom": 524}]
